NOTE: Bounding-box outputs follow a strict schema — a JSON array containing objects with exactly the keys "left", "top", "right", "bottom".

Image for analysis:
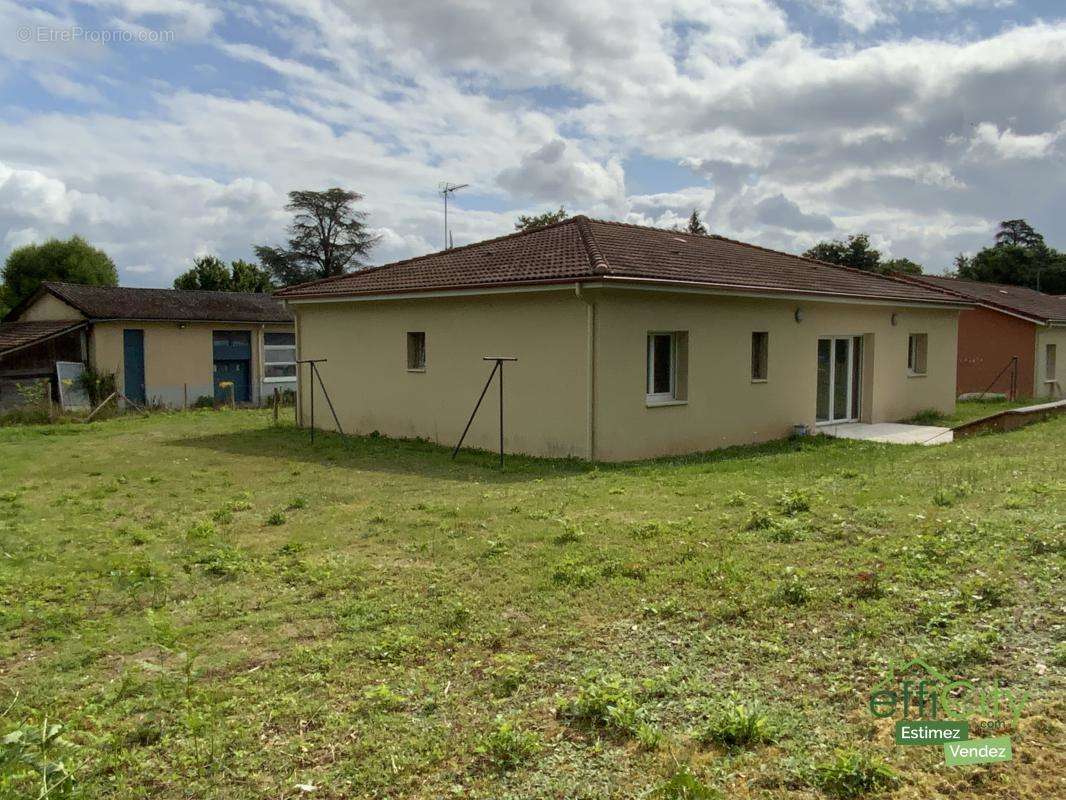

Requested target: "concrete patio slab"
[{"left": 820, "top": 422, "right": 953, "bottom": 445}]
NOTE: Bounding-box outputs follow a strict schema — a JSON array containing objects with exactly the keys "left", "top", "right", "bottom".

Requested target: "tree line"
[{"left": 2, "top": 194, "right": 1061, "bottom": 320}]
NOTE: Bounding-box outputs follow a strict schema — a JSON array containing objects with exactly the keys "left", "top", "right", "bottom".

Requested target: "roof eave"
[{"left": 281, "top": 274, "right": 972, "bottom": 308}]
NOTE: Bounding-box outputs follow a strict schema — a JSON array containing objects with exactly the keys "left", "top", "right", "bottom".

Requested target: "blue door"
[
  {"left": 213, "top": 331, "right": 251, "bottom": 403},
  {"left": 123, "top": 329, "right": 146, "bottom": 404}
]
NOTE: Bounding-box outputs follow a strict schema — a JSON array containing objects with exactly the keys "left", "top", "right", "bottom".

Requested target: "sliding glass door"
[{"left": 816, "top": 336, "right": 863, "bottom": 423}]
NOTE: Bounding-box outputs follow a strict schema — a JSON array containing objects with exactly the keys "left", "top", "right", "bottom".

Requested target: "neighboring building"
[
  {"left": 896, "top": 275, "right": 1066, "bottom": 400},
  {"left": 277, "top": 216, "right": 969, "bottom": 461},
  {"left": 1, "top": 282, "right": 294, "bottom": 409}
]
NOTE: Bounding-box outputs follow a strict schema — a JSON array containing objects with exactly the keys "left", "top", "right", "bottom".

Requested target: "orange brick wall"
[{"left": 956, "top": 307, "right": 1036, "bottom": 398}]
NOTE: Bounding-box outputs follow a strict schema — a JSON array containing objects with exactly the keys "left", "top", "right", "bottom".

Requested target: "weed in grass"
[
  {"left": 195, "top": 545, "right": 248, "bottom": 578},
  {"left": 365, "top": 628, "right": 419, "bottom": 663},
  {"left": 210, "top": 508, "right": 233, "bottom": 524},
  {"left": 724, "top": 491, "right": 749, "bottom": 507},
  {"left": 552, "top": 527, "right": 583, "bottom": 545},
  {"left": 695, "top": 701, "right": 777, "bottom": 750},
  {"left": 266, "top": 511, "right": 286, "bottom": 526},
  {"left": 773, "top": 571, "right": 811, "bottom": 606},
  {"left": 812, "top": 750, "right": 898, "bottom": 798},
  {"left": 186, "top": 520, "right": 217, "bottom": 540},
  {"left": 476, "top": 718, "right": 541, "bottom": 771},
  {"left": 286, "top": 496, "right": 307, "bottom": 511},
  {"left": 766, "top": 517, "right": 810, "bottom": 543},
  {"left": 558, "top": 670, "right": 660, "bottom": 746},
  {"left": 960, "top": 576, "right": 1011, "bottom": 611},
  {"left": 441, "top": 601, "right": 472, "bottom": 631},
  {"left": 229, "top": 496, "right": 253, "bottom": 512},
  {"left": 641, "top": 598, "right": 683, "bottom": 619},
  {"left": 850, "top": 570, "right": 884, "bottom": 600},
  {"left": 651, "top": 765, "right": 722, "bottom": 799},
  {"left": 630, "top": 520, "right": 668, "bottom": 540},
  {"left": 776, "top": 488, "right": 812, "bottom": 515},
  {"left": 1, "top": 720, "right": 77, "bottom": 798},
  {"left": 1053, "top": 642, "right": 1066, "bottom": 668},
  {"left": 1024, "top": 531, "right": 1064, "bottom": 556},
  {"left": 362, "top": 684, "right": 405, "bottom": 711},
  {"left": 487, "top": 654, "right": 533, "bottom": 698},
  {"left": 552, "top": 558, "right": 600, "bottom": 588},
  {"left": 907, "top": 408, "right": 942, "bottom": 426},
  {"left": 941, "top": 630, "right": 1000, "bottom": 668},
  {"left": 480, "top": 539, "right": 508, "bottom": 559},
  {"left": 744, "top": 507, "right": 774, "bottom": 531}
]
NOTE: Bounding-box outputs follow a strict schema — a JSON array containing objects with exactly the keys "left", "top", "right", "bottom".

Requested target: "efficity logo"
[{"left": 867, "top": 659, "right": 1028, "bottom": 766}]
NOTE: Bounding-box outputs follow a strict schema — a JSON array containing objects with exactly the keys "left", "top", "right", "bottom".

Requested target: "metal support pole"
[
  {"left": 309, "top": 362, "right": 314, "bottom": 443},
  {"left": 499, "top": 360, "right": 504, "bottom": 469},
  {"left": 452, "top": 356, "right": 517, "bottom": 468},
  {"left": 451, "top": 361, "right": 499, "bottom": 460},
  {"left": 312, "top": 361, "right": 344, "bottom": 435}
]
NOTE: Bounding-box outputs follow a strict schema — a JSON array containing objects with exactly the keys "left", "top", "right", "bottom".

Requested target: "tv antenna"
[{"left": 439, "top": 182, "right": 468, "bottom": 250}]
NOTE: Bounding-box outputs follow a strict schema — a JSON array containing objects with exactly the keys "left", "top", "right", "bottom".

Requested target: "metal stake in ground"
[{"left": 452, "top": 356, "right": 517, "bottom": 468}]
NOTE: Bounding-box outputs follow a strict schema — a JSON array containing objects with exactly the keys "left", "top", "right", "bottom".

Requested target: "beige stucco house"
[
  {"left": 1, "top": 282, "right": 294, "bottom": 409},
  {"left": 278, "top": 217, "right": 970, "bottom": 461}
]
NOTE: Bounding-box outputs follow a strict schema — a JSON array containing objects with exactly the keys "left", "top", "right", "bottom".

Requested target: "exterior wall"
[
  {"left": 954, "top": 307, "right": 1036, "bottom": 398},
  {"left": 293, "top": 287, "right": 959, "bottom": 461},
  {"left": 90, "top": 321, "right": 295, "bottom": 407},
  {"left": 590, "top": 290, "right": 959, "bottom": 461},
  {"left": 1034, "top": 326, "right": 1066, "bottom": 399},
  {"left": 15, "top": 294, "right": 84, "bottom": 322},
  {"left": 293, "top": 291, "right": 589, "bottom": 458}
]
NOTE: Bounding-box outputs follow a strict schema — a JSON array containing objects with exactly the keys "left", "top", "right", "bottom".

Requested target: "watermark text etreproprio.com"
[{"left": 16, "top": 25, "right": 175, "bottom": 44}]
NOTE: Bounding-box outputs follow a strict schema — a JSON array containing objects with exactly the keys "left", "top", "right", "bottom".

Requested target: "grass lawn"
[
  {"left": 0, "top": 409, "right": 1063, "bottom": 799},
  {"left": 905, "top": 398, "right": 1036, "bottom": 428}
]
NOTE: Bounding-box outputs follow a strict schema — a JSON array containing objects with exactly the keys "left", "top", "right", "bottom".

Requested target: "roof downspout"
[{"left": 575, "top": 283, "right": 595, "bottom": 462}]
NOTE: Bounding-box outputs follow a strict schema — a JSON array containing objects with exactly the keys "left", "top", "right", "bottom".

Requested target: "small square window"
[
  {"left": 908, "top": 333, "right": 928, "bottom": 375},
  {"left": 751, "top": 331, "right": 768, "bottom": 381},
  {"left": 407, "top": 332, "right": 426, "bottom": 370}
]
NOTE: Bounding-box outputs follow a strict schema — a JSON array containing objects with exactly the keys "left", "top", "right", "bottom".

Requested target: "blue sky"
[{"left": 1, "top": 0, "right": 1064, "bottom": 286}]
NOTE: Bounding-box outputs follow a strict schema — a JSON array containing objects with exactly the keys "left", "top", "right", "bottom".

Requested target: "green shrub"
[
  {"left": 1, "top": 720, "right": 77, "bottom": 798},
  {"left": 191, "top": 395, "right": 215, "bottom": 409},
  {"left": 812, "top": 750, "right": 898, "bottom": 798},
  {"left": 723, "top": 491, "right": 749, "bottom": 508},
  {"left": 695, "top": 701, "right": 777, "bottom": 749},
  {"left": 286, "top": 497, "right": 307, "bottom": 511},
  {"left": 907, "top": 408, "right": 942, "bottom": 426},
  {"left": 487, "top": 654, "right": 533, "bottom": 698},
  {"left": 552, "top": 558, "right": 599, "bottom": 588},
  {"left": 266, "top": 511, "right": 286, "bottom": 526},
  {"left": 476, "top": 718, "right": 541, "bottom": 771}
]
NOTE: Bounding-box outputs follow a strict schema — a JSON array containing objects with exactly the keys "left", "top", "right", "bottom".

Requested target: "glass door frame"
[{"left": 816, "top": 335, "right": 862, "bottom": 425}]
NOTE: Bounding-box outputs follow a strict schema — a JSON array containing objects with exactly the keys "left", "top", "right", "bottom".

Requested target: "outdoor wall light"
[
  {"left": 891, "top": 313, "right": 899, "bottom": 326},
  {"left": 794, "top": 307, "right": 804, "bottom": 323}
]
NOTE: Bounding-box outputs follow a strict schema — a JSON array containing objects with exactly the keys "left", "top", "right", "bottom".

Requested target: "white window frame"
[
  {"left": 1046, "top": 343, "right": 1057, "bottom": 382},
  {"left": 263, "top": 332, "right": 296, "bottom": 383},
  {"left": 646, "top": 332, "right": 677, "bottom": 404},
  {"left": 908, "top": 333, "right": 928, "bottom": 377}
]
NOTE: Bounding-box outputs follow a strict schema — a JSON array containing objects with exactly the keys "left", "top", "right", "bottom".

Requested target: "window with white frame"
[
  {"left": 1047, "top": 343, "right": 1057, "bottom": 382},
  {"left": 907, "top": 333, "right": 928, "bottom": 376},
  {"left": 263, "top": 331, "right": 296, "bottom": 381},
  {"left": 646, "top": 331, "right": 688, "bottom": 403}
]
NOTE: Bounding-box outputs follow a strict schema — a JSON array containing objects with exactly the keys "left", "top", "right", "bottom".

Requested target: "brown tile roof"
[
  {"left": 0, "top": 320, "right": 86, "bottom": 356},
  {"left": 276, "top": 216, "right": 968, "bottom": 306},
  {"left": 896, "top": 274, "right": 1066, "bottom": 324},
  {"left": 20, "top": 283, "right": 293, "bottom": 324}
]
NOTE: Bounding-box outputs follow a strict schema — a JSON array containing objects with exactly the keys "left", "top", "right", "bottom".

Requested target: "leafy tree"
[
  {"left": 994, "top": 219, "right": 1044, "bottom": 249},
  {"left": 803, "top": 234, "right": 882, "bottom": 272},
  {"left": 515, "top": 206, "right": 568, "bottom": 232},
  {"left": 955, "top": 220, "right": 1065, "bottom": 294},
  {"left": 1, "top": 236, "right": 118, "bottom": 316},
  {"left": 255, "top": 188, "right": 379, "bottom": 286},
  {"left": 881, "top": 257, "right": 923, "bottom": 276},
  {"left": 229, "top": 259, "right": 273, "bottom": 292},
  {"left": 173, "top": 255, "right": 231, "bottom": 291},
  {"left": 173, "top": 256, "right": 273, "bottom": 292},
  {"left": 686, "top": 209, "right": 708, "bottom": 235}
]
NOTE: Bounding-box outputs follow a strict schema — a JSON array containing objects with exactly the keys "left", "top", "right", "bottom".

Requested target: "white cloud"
[
  {"left": 497, "top": 139, "right": 626, "bottom": 209},
  {"left": 965, "top": 122, "right": 1063, "bottom": 161}
]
